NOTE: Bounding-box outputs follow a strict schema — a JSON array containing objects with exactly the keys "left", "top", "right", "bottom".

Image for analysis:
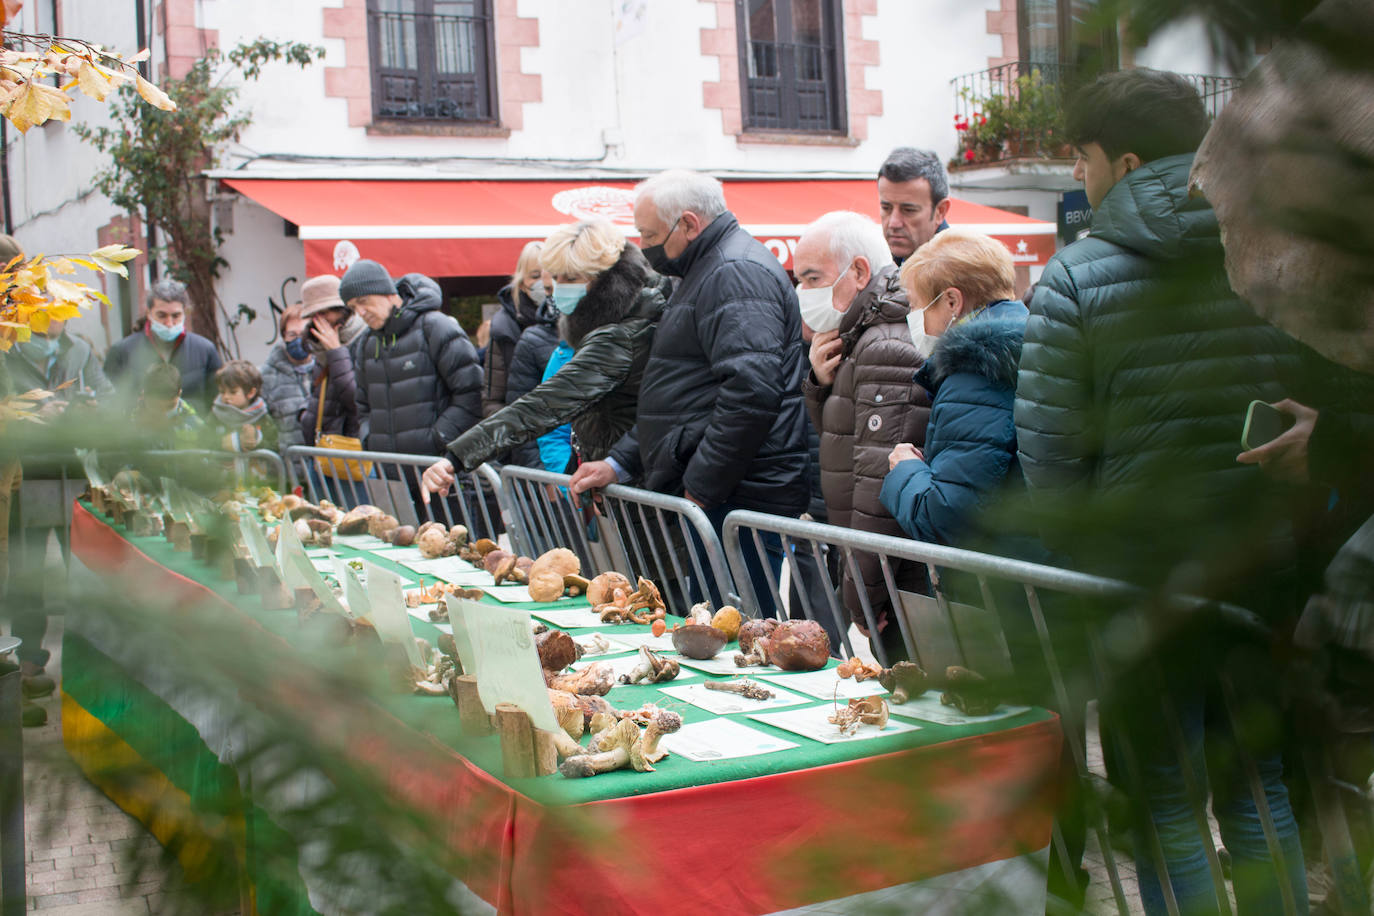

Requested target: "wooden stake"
[
  {"left": 169, "top": 521, "right": 191, "bottom": 552},
  {"left": 258, "top": 569, "right": 293, "bottom": 610},
  {"left": 531, "top": 729, "right": 560, "bottom": 776},
  {"left": 189, "top": 533, "right": 209, "bottom": 561},
  {"left": 451, "top": 675, "right": 493, "bottom": 737},
  {"left": 233, "top": 558, "right": 259, "bottom": 595},
  {"left": 495, "top": 703, "right": 536, "bottom": 780},
  {"left": 162, "top": 513, "right": 176, "bottom": 540}
]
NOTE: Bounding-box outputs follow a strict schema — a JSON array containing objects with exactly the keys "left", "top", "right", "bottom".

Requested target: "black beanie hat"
[{"left": 338, "top": 259, "right": 397, "bottom": 302}]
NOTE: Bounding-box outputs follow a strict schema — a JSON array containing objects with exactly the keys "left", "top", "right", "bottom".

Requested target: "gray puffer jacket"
[
  {"left": 1014, "top": 153, "right": 1307, "bottom": 603},
  {"left": 259, "top": 343, "right": 313, "bottom": 450},
  {"left": 352, "top": 273, "right": 482, "bottom": 457}
]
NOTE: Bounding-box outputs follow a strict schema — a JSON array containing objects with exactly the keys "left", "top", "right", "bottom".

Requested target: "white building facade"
[{"left": 13, "top": 0, "right": 1237, "bottom": 363}]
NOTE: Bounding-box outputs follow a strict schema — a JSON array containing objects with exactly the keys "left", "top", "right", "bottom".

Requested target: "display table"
[{"left": 65, "top": 499, "right": 1062, "bottom": 914}]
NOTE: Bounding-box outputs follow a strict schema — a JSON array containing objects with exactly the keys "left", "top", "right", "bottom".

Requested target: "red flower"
[
  {"left": 964, "top": 149, "right": 976, "bottom": 162},
  {"left": 976, "top": 113, "right": 987, "bottom": 125}
]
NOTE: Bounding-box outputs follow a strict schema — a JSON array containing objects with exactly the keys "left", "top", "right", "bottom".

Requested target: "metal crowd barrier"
[
  {"left": 283, "top": 446, "right": 509, "bottom": 543},
  {"left": 720, "top": 510, "right": 1358, "bottom": 916},
  {"left": 497, "top": 464, "right": 737, "bottom": 617}
]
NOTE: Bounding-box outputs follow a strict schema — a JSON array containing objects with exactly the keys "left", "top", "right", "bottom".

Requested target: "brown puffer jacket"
[{"left": 802, "top": 263, "right": 931, "bottom": 635}]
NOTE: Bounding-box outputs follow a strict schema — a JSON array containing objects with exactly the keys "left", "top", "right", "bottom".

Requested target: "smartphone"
[{"left": 1241, "top": 400, "right": 1292, "bottom": 451}]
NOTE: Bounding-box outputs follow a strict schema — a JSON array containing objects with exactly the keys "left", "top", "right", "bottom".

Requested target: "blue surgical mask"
[
  {"left": 551, "top": 282, "right": 586, "bottom": 315},
  {"left": 285, "top": 337, "right": 310, "bottom": 361},
  {"left": 151, "top": 320, "right": 184, "bottom": 343}
]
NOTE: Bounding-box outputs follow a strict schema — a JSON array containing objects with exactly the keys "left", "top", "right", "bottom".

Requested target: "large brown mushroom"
[
  {"left": 536, "top": 629, "right": 580, "bottom": 672},
  {"left": 586, "top": 572, "right": 632, "bottom": 606},
  {"left": 546, "top": 662, "right": 614, "bottom": 696}
]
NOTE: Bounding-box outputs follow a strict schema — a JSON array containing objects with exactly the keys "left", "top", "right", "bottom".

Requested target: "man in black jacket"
[
  {"left": 341, "top": 259, "right": 482, "bottom": 459},
  {"left": 570, "top": 170, "right": 809, "bottom": 613},
  {"left": 106, "top": 278, "right": 222, "bottom": 413}
]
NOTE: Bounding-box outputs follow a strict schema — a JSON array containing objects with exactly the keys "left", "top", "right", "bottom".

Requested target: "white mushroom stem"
[
  {"left": 559, "top": 746, "right": 630, "bottom": 778},
  {"left": 638, "top": 711, "right": 683, "bottom": 764},
  {"left": 547, "top": 729, "right": 584, "bottom": 760}
]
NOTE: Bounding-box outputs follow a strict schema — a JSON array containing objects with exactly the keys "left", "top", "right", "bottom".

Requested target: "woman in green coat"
[{"left": 420, "top": 218, "right": 669, "bottom": 497}]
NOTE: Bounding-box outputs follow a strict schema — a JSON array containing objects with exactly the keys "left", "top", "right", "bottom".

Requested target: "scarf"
[{"left": 212, "top": 395, "right": 269, "bottom": 428}]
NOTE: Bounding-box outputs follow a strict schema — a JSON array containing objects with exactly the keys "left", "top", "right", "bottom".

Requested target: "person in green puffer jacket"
[{"left": 1013, "top": 69, "right": 1313, "bottom": 915}]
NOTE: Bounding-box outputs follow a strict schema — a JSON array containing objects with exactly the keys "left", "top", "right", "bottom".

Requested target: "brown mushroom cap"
[
  {"left": 367, "top": 513, "right": 401, "bottom": 539},
  {"left": 527, "top": 567, "right": 566, "bottom": 602},
  {"left": 529, "top": 547, "right": 580, "bottom": 580},
  {"left": 417, "top": 526, "right": 452, "bottom": 559},
  {"left": 587, "top": 571, "right": 632, "bottom": 607}
]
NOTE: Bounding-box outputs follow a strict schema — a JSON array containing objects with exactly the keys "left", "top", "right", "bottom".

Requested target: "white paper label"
[
  {"left": 657, "top": 681, "right": 809, "bottom": 716},
  {"left": 748, "top": 705, "right": 920, "bottom": 745},
  {"left": 363, "top": 561, "right": 423, "bottom": 668},
  {"left": 659, "top": 718, "right": 798, "bottom": 761},
  {"left": 885, "top": 691, "right": 1030, "bottom": 727},
  {"left": 529, "top": 606, "right": 605, "bottom": 629},
  {"left": 463, "top": 601, "right": 560, "bottom": 733},
  {"left": 755, "top": 669, "right": 889, "bottom": 701}
]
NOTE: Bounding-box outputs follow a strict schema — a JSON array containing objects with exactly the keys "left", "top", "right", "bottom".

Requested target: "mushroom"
[
  {"left": 417, "top": 526, "right": 453, "bottom": 559},
  {"left": 686, "top": 601, "right": 714, "bottom": 626},
  {"left": 711, "top": 606, "right": 742, "bottom": 641},
  {"left": 878, "top": 661, "right": 929, "bottom": 704},
  {"left": 492, "top": 554, "right": 528, "bottom": 585},
  {"left": 416, "top": 520, "right": 445, "bottom": 541},
  {"left": 940, "top": 665, "right": 999, "bottom": 717},
  {"left": 563, "top": 574, "right": 591, "bottom": 597},
  {"left": 636, "top": 710, "right": 683, "bottom": 766},
  {"left": 387, "top": 524, "right": 416, "bottom": 547},
  {"left": 482, "top": 549, "right": 513, "bottom": 576},
  {"left": 447, "top": 525, "right": 469, "bottom": 551},
  {"left": 586, "top": 571, "right": 632, "bottom": 607},
  {"left": 526, "top": 548, "right": 582, "bottom": 602},
  {"left": 471, "top": 538, "right": 500, "bottom": 557},
  {"left": 536, "top": 629, "right": 580, "bottom": 672},
  {"left": 618, "top": 647, "right": 680, "bottom": 685},
  {"left": 337, "top": 505, "right": 382, "bottom": 535},
  {"left": 546, "top": 663, "right": 615, "bottom": 696},
  {"left": 585, "top": 712, "right": 620, "bottom": 750},
  {"left": 595, "top": 577, "right": 666, "bottom": 625},
  {"left": 547, "top": 689, "right": 617, "bottom": 729},
  {"left": 527, "top": 567, "right": 567, "bottom": 603},
  {"left": 828, "top": 696, "right": 890, "bottom": 735},
  {"left": 367, "top": 513, "right": 401, "bottom": 539},
  {"left": 559, "top": 718, "right": 641, "bottom": 778},
  {"left": 837, "top": 657, "right": 885, "bottom": 682}
]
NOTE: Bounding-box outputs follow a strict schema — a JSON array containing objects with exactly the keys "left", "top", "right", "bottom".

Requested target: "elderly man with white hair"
[
  {"left": 570, "top": 169, "right": 809, "bottom": 614},
  {"left": 797, "top": 210, "right": 930, "bottom": 661}
]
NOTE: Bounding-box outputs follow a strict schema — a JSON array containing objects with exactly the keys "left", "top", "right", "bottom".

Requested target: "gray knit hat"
[{"left": 338, "top": 259, "right": 397, "bottom": 303}]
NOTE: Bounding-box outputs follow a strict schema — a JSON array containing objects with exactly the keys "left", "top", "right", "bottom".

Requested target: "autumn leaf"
[
  {"left": 77, "top": 60, "right": 113, "bottom": 101},
  {"left": 2, "top": 79, "right": 72, "bottom": 133},
  {"left": 90, "top": 244, "right": 139, "bottom": 263},
  {"left": 134, "top": 74, "right": 176, "bottom": 111}
]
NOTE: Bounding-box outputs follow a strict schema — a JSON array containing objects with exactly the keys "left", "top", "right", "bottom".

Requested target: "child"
[
  {"left": 211, "top": 360, "right": 277, "bottom": 453},
  {"left": 137, "top": 362, "right": 204, "bottom": 449}
]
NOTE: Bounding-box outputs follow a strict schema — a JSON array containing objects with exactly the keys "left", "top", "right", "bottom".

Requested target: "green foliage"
[
  {"left": 73, "top": 38, "right": 324, "bottom": 353},
  {"left": 956, "top": 68, "right": 1068, "bottom": 165}
]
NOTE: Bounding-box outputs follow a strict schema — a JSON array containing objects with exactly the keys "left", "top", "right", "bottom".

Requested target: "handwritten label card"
[
  {"left": 363, "top": 561, "right": 423, "bottom": 668},
  {"left": 464, "top": 600, "right": 560, "bottom": 733},
  {"left": 659, "top": 718, "right": 798, "bottom": 761}
]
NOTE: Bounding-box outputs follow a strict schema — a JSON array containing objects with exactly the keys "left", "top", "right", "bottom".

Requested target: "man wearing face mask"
[
  {"left": 106, "top": 277, "right": 222, "bottom": 414},
  {"left": 568, "top": 170, "right": 809, "bottom": 615},
  {"left": 796, "top": 211, "right": 930, "bottom": 662}
]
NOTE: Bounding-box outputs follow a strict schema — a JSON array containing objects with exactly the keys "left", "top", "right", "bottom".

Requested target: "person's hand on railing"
[
  {"left": 1236, "top": 398, "right": 1317, "bottom": 483},
  {"left": 887, "top": 442, "right": 923, "bottom": 470},
  {"left": 570, "top": 460, "right": 616, "bottom": 499},
  {"left": 420, "top": 457, "right": 456, "bottom": 504}
]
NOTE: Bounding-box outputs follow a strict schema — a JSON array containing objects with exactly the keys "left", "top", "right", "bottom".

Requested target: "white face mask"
[
  {"left": 795, "top": 260, "right": 854, "bottom": 334},
  {"left": 906, "top": 289, "right": 951, "bottom": 359}
]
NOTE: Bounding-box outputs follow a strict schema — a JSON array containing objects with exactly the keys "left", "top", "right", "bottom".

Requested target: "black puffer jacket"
[
  {"left": 106, "top": 325, "right": 223, "bottom": 413},
  {"left": 447, "top": 246, "right": 669, "bottom": 471},
  {"left": 609, "top": 213, "right": 809, "bottom": 515},
  {"left": 485, "top": 284, "right": 545, "bottom": 417},
  {"left": 352, "top": 273, "right": 482, "bottom": 456},
  {"left": 502, "top": 303, "right": 561, "bottom": 468},
  {"left": 1014, "top": 154, "right": 1306, "bottom": 601}
]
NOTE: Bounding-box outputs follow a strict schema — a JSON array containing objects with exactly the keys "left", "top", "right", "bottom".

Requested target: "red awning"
[{"left": 221, "top": 178, "right": 1056, "bottom": 277}]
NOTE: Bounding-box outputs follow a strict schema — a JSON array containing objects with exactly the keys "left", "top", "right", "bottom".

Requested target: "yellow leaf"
[
  {"left": 88, "top": 290, "right": 110, "bottom": 307},
  {"left": 2, "top": 80, "right": 71, "bottom": 133},
  {"left": 29, "top": 311, "right": 49, "bottom": 333},
  {"left": 47, "top": 303, "right": 83, "bottom": 320},
  {"left": 134, "top": 74, "right": 176, "bottom": 111},
  {"left": 90, "top": 257, "right": 127, "bottom": 279},
  {"left": 89, "top": 244, "right": 140, "bottom": 264},
  {"left": 127, "top": 49, "right": 152, "bottom": 64},
  {"left": 76, "top": 61, "right": 112, "bottom": 102},
  {"left": 17, "top": 389, "right": 51, "bottom": 401}
]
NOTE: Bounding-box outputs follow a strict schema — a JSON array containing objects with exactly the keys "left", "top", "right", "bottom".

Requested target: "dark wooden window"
[
  {"left": 1017, "top": 0, "right": 1116, "bottom": 71},
  {"left": 737, "top": 0, "right": 846, "bottom": 133},
  {"left": 367, "top": 0, "right": 496, "bottom": 122}
]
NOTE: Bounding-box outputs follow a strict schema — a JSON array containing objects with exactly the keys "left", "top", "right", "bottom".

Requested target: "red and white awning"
[{"left": 221, "top": 177, "right": 1056, "bottom": 277}]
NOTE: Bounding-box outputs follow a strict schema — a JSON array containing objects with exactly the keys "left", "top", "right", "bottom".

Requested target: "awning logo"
[{"left": 550, "top": 186, "right": 636, "bottom": 226}]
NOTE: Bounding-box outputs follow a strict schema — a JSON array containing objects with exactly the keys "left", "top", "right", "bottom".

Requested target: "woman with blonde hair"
[
  {"left": 880, "top": 227, "right": 1029, "bottom": 548},
  {"left": 485, "top": 240, "right": 558, "bottom": 418},
  {"left": 420, "top": 218, "right": 670, "bottom": 492}
]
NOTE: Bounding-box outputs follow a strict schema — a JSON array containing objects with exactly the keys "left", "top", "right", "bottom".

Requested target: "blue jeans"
[
  {"left": 704, "top": 504, "right": 785, "bottom": 619},
  {"left": 1118, "top": 694, "right": 1308, "bottom": 916}
]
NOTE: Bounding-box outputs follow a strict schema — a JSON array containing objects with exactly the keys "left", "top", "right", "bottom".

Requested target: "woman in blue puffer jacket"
[{"left": 880, "top": 228, "right": 1030, "bottom": 551}]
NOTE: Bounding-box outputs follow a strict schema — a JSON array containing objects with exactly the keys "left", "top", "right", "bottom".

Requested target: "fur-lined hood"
[
  {"left": 918, "top": 299, "right": 1028, "bottom": 393},
  {"left": 559, "top": 244, "right": 668, "bottom": 348}
]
